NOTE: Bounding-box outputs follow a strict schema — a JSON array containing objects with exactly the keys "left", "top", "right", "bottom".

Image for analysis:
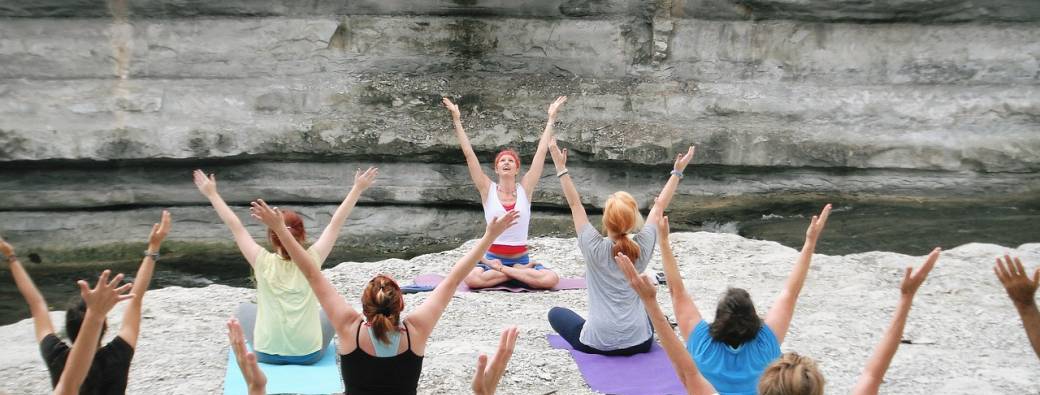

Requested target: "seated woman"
[
  {"left": 658, "top": 205, "right": 831, "bottom": 395},
  {"left": 193, "top": 167, "right": 377, "bottom": 365},
  {"left": 546, "top": 137, "right": 694, "bottom": 356},
  {"left": 250, "top": 198, "right": 519, "bottom": 394},
  {"left": 1, "top": 211, "right": 170, "bottom": 394},
  {"left": 616, "top": 234, "right": 941, "bottom": 395},
  {"left": 443, "top": 96, "right": 565, "bottom": 290},
  {"left": 226, "top": 318, "right": 520, "bottom": 395}
]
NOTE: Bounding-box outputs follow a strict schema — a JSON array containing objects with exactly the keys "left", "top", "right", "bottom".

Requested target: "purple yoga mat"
[
  {"left": 547, "top": 334, "right": 686, "bottom": 395},
  {"left": 411, "top": 274, "right": 586, "bottom": 292}
]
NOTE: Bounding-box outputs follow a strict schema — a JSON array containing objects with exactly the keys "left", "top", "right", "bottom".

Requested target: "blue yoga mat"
[{"left": 223, "top": 342, "right": 342, "bottom": 395}]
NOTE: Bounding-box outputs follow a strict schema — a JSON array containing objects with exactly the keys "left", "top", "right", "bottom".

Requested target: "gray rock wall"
[{"left": 0, "top": 0, "right": 1037, "bottom": 266}]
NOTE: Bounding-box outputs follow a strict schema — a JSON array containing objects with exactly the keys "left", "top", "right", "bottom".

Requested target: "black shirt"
[
  {"left": 341, "top": 323, "right": 424, "bottom": 395},
  {"left": 40, "top": 333, "right": 134, "bottom": 395}
]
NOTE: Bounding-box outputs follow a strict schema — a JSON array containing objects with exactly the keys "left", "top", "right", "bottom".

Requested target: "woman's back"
[
  {"left": 686, "top": 320, "right": 782, "bottom": 395},
  {"left": 577, "top": 222, "right": 657, "bottom": 350},
  {"left": 253, "top": 247, "right": 324, "bottom": 356},
  {"left": 340, "top": 319, "right": 423, "bottom": 395}
]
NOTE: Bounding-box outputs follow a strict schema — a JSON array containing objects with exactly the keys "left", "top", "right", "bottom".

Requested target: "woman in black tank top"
[{"left": 251, "top": 199, "right": 521, "bottom": 394}]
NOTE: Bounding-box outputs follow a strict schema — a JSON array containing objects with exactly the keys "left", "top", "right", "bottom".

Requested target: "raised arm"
[
  {"left": 54, "top": 271, "right": 134, "bottom": 395},
  {"left": 658, "top": 216, "right": 702, "bottom": 339},
  {"left": 1, "top": 235, "right": 55, "bottom": 342},
  {"left": 548, "top": 137, "right": 589, "bottom": 233},
  {"left": 443, "top": 98, "right": 492, "bottom": 200},
  {"left": 250, "top": 199, "right": 359, "bottom": 334},
  {"left": 409, "top": 211, "right": 520, "bottom": 333},
  {"left": 194, "top": 170, "right": 262, "bottom": 266},
  {"left": 852, "top": 248, "right": 940, "bottom": 395},
  {"left": 647, "top": 146, "right": 694, "bottom": 224},
  {"left": 993, "top": 255, "right": 1040, "bottom": 360},
  {"left": 472, "top": 326, "right": 519, "bottom": 395},
  {"left": 227, "top": 318, "right": 266, "bottom": 395},
  {"left": 311, "top": 167, "right": 378, "bottom": 262},
  {"left": 520, "top": 96, "right": 567, "bottom": 199},
  {"left": 118, "top": 210, "right": 170, "bottom": 348},
  {"left": 616, "top": 253, "right": 716, "bottom": 395},
  {"left": 765, "top": 204, "right": 831, "bottom": 344}
]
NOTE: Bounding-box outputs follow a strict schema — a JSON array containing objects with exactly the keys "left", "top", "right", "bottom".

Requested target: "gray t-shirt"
[{"left": 577, "top": 221, "right": 657, "bottom": 350}]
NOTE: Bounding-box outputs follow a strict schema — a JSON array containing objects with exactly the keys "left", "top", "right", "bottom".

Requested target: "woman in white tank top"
[{"left": 442, "top": 96, "right": 567, "bottom": 290}]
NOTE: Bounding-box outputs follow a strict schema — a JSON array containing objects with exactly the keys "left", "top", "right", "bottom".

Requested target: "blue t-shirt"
[{"left": 686, "top": 320, "right": 782, "bottom": 395}]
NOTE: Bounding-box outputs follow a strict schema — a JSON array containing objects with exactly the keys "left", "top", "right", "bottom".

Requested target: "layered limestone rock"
[{"left": 0, "top": 0, "right": 1037, "bottom": 266}]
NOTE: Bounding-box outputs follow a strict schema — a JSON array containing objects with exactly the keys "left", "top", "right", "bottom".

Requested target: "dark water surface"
[{"left": 1, "top": 203, "right": 1037, "bottom": 326}]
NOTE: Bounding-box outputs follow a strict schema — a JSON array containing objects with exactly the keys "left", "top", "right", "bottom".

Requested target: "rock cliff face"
[{"left": 0, "top": 0, "right": 1037, "bottom": 266}]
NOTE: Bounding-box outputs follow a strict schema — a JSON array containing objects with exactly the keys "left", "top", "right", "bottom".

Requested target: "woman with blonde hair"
[{"left": 545, "top": 136, "right": 694, "bottom": 355}]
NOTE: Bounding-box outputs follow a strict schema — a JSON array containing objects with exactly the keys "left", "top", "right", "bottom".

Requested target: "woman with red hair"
[
  {"left": 442, "top": 96, "right": 566, "bottom": 290},
  {"left": 193, "top": 167, "right": 378, "bottom": 365},
  {"left": 546, "top": 137, "right": 695, "bottom": 355},
  {"left": 251, "top": 199, "right": 520, "bottom": 394}
]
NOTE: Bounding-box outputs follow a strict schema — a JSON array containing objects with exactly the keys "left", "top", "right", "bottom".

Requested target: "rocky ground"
[{"left": 1, "top": 231, "right": 1039, "bottom": 394}]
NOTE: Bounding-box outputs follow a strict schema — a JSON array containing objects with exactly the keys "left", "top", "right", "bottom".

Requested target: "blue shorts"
[
  {"left": 477, "top": 252, "right": 547, "bottom": 271},
  {"left": 255, "top": 348, "right": 323, "bottom": 365}
]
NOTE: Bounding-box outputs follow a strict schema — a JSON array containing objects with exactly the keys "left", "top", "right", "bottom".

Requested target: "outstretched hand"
[
  {"left": 442, "top": 97, "right": 461, "bottom": 122},
  {"left": 547, "top": 96, "right": 568, "bottom": 120},
  {"left": 673, "top": 146, "right": 695, "bottom": 172},
  {"left": 902, "top": 247, "right": 940, "bottom": 297},
  {"left": 192, "top": 169, "right": 218, "bottom": 197},
  {"left": 249, "top": 199, "right": 285, "bottom": 230},
  {"left": 657, "top": 216, "right": 671, "bottom": 240},
  {"left": 995, "top": 255, "right": 1039, "bottom": 307},
  {"left": 804, "top": 204, "right": 832, "bottom": 244},
  {"left": 0, "top": 234, "right": 14, "bottom": 258},
  {"left": 228, "top": 318, "right": 267, "bottom": 394},
  {"left": 615, "top": 252, "right": 658, "bottom": 300},
  {"left": 353, "top": 166, "right": 379, "bottom": 192},
  {"left": 77, "top": 270, "right": 134, "bottom": 316},
  {"left": 472, "top": 326, "right": 519, "bottom": 395},
  {"left": 147, "top": 210, "right": 172, "bottom": 248},
  {"left": 549, "top": 137, "right": 568, "bottom": 170},
  {"left": 485, "top": 210, "right": 521, "bottom": 240}
]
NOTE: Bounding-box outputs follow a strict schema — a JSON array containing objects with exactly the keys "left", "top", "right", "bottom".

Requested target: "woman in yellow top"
[{"left": 194, "top": 167, "right": 379, "bottom": 365}]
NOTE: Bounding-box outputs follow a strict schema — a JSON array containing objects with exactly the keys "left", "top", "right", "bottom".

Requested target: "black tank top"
[{"left": 340, "top": 321, "right": 424, "bottom": 395}]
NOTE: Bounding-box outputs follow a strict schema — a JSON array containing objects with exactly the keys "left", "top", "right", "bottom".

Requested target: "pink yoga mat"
[
  {"left": 411, "top": 274, "right": 586, "bottom": 292},
  {"left": 547, "top": 334, "right": 686, "bottom": 395}
]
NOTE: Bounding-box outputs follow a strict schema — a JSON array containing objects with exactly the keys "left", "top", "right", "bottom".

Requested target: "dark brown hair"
[
  {"left": 709, "top": 288, "right": 763, "bottom": 347},
  {"left": 362, "top": 275, "right": 404, "bottom": 344},
  {"left": 66, "top": 297, "right": 106, "bottom": 344}
]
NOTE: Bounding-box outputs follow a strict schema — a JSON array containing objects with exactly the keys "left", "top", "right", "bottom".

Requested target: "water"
[{"left": 1, "top": 203, "right": 1036, "bottom": 326}]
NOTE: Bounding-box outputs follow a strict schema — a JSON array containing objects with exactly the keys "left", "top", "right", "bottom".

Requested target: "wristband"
[
  {"left": 556, "top": 169, "right": 569, "bottom": 178},
  {"left": 670, "top": 169, "right": 683, "bottom": 179},
  {"left": 143, "top": 251, "right": 160, "bottom": 261}
]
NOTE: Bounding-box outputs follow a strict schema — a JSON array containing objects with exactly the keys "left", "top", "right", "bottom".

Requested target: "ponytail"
[
  {"left": 361, "top": 275, "right": 404, "bottom": 344},
  {"left": 603, "top": 191, "right": 643, "bottom": 261}
]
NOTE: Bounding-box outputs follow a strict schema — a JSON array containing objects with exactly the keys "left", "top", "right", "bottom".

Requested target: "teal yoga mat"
[{"left": 222, "top": 341, "right": 342, "bottom": 395}]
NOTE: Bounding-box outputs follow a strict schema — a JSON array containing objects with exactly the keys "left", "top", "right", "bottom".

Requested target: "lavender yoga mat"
[
  {"left": 547, "top": 334, "right": 686, "bottom": 395},
  {"left": 411, "top": 274, "right": 586, "bottom": 292}
]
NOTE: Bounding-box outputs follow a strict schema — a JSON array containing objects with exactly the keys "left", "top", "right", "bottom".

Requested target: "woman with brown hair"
[
  {"left": 545, "top": 136, "right": 694, "bottom": 355},
  {"left": 193, "top": 167, "right": 377, "bottom": 365},
  {"left": 250, "top": 198, "right": 520, "bottom": 394}
]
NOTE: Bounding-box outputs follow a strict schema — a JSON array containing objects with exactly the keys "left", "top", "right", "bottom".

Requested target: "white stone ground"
[{"left": 1, "top": 232, "right": 1038, "bottom": 394}]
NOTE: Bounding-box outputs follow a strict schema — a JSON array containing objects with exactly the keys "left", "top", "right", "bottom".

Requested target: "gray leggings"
[{"left": 236, "top": 302, "right": 335, "bottom": 360}]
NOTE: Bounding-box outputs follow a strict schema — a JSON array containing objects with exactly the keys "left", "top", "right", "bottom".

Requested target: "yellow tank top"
[{"left": 252, "top": 247, "right": 323, "bottom": 355}]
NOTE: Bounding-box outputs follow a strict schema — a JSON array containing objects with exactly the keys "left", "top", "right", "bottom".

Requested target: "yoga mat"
[
  {"left": 411, "top": 274, "right": 586, "bottom": 293},
  {"left": 223, "top": 341, "right": 342, "bottom": 395},
  {"left": 547, "top": 334, "right": 686, "bottom": 395}
]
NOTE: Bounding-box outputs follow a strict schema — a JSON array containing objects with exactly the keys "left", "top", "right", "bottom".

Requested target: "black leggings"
[{"left": 548, "top": 306, "right": 653, "bottom": 356}]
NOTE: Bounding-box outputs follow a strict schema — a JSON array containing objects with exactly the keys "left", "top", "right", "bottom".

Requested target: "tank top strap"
[
  {"left": 403, "top": 321, "right": 413, "bottom": 351},
  {"left": 354, "top": 321, "right": 363, "bottom": 348}
]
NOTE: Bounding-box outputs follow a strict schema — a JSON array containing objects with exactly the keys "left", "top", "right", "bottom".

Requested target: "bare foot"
[{"left": 485, "top": 259, "right": 506, "bottom": 272}]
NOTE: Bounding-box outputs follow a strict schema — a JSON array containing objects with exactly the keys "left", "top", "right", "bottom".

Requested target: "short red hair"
[{"left": 494, "top": 149, "right": 521, "bottom": 172}]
